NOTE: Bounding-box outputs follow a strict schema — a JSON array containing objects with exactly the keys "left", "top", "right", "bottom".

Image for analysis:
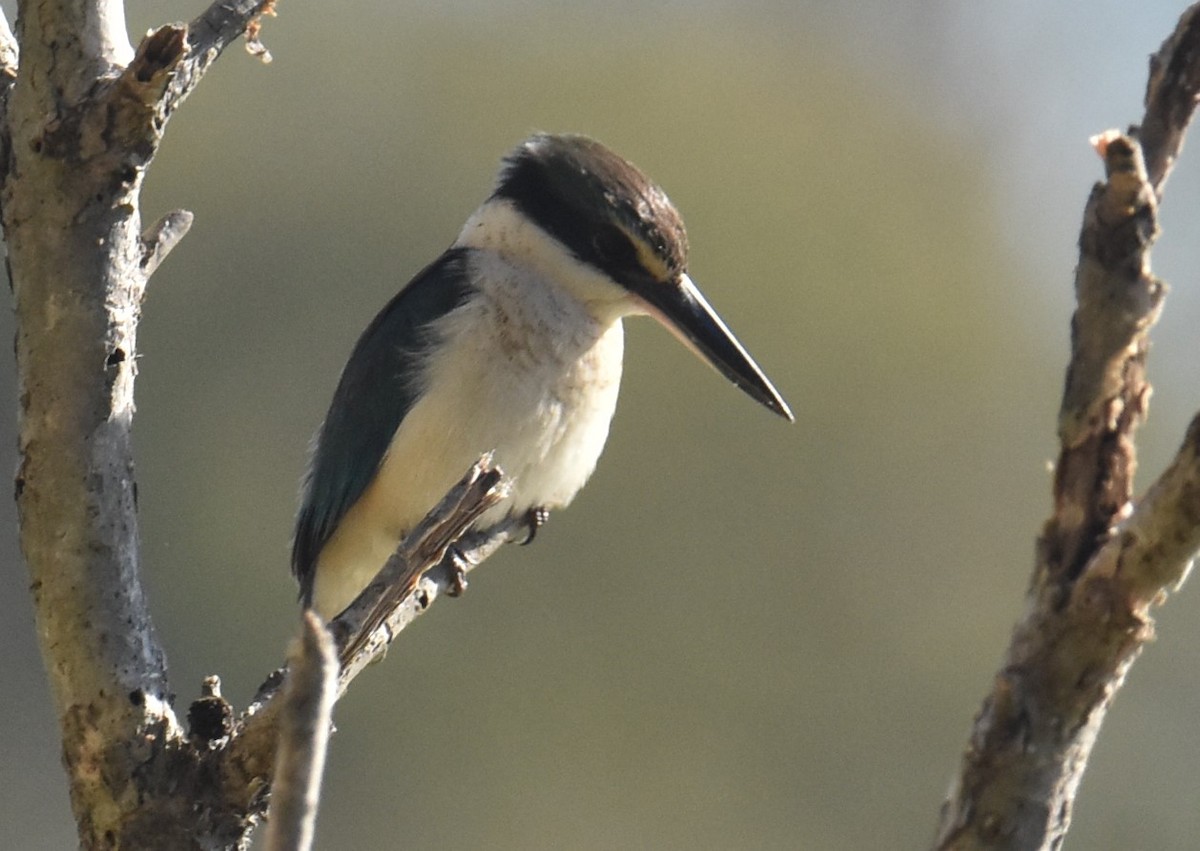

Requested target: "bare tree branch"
[
  {"left": 8, "top": 2, "right": 177, "bottom": 842},
  {"left": 1046, "top": 130, "right": 1163, "bottom": 588},
  {"left": 1090, "top": 412, "right": 1200, "bottom": 603},
  {"left": 334, "top": 513, "right": 528, "bottom": 690},
  {"left": 263, "top": 613, "right": 338, "bottom": 851},
  {"left": 1140, "top": 2, "right": 1200, "bottom": 192},
  {"left": 2, "top": 1, "right": 275, "bottom": 846},
  {"left": 333, "top": 455, "right": 510, "bottom": 672},
  {"left": 935, "top": 5, "right": 1200, "bottom": 848},
  {"left": 159, "top": 0, "right": 276, "bottom": 118}
]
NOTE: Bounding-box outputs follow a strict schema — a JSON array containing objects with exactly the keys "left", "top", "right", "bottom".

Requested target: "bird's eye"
[{"left": 590, "top": 225, "right": 639, "bottom": 271}]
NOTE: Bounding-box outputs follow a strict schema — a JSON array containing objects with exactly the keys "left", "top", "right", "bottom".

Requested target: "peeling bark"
[{"left": 935, "top": 6, "right": 1200, "bottom": 848}]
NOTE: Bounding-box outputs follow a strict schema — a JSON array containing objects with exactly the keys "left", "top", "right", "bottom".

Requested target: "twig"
[
  {"left": 163, "top": 0, "right": 278, "bottom": 116},
  {"left": 112, "top": 0, "right": 275, "bottom": 160},
  {"left": 1091, "top": 411, "right": 1200, "bottom": 604},
  {"left": 1139, "top": 2, "right": 1200, "bottom": 192},
  {"left": 140, "top": 210, "right": 195, "bottom": 277},
  {"left": 1045, "top": 131, "right": 1163, "bottom": 588},
  {"left": 263, "top": 612, "right": 338, "bottom": 851}
]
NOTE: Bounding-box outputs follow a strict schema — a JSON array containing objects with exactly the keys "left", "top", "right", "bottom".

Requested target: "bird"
[{"left": 292, "top": 133, "right": 793, "bottom": 619}]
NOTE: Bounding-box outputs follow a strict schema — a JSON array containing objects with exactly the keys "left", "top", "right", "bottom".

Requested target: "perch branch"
[
  {"left": 935, "top": 5, "right": 1200, "bottom": 849},
  {"left": 333, "top": 455, "right": 511, "bottom": 675},
  {"left": 220, "top": 457, "right": 519, "bottom": 824}
]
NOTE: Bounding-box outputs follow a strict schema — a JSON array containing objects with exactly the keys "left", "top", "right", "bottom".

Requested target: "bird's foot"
[
  {"left": 521, "top": 506, "right": 550, "bottom": 546},
  {"left": 445, "top": 546, "right": 470, "bottom": 597}
]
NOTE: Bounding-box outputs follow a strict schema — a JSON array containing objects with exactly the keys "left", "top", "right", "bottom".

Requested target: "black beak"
[{"left": 633, "top": 273, "right": 794, "bottom": 422}]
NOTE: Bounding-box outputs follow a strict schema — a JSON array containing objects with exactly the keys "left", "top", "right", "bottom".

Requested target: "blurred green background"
[{"left": 4, "top": 1, "right": 1200, "bottom": 848}]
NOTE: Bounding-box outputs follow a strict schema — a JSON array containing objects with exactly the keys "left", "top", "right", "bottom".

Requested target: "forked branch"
[{"left": 935, "top": 5, "right": 1200, "bottom": 848}]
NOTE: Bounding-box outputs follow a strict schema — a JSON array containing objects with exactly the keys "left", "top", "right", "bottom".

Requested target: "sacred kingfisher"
[{"left": 292, "top": 133, "right": 793, "bottom": 618}]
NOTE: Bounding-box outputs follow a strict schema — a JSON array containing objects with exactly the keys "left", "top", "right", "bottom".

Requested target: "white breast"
[{"left": 311, "top": 248, "right": 626, "bottom": 617}]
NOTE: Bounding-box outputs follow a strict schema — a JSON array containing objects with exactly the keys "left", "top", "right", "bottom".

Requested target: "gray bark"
[{"left": 3, "top": 2, "right": 276, "bottom": 847}]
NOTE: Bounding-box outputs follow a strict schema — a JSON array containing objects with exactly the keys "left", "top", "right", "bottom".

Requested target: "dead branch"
[
  {"left": 262, "top": 613, "right": 337, "bottom": 851},
  {"left": 935, "top": 5, "right": 1200, "bottom": 848}
]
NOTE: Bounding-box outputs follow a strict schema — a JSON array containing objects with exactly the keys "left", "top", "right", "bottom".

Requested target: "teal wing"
[{"left": 291, "top": 248, "right": 474, "bottom": 606}]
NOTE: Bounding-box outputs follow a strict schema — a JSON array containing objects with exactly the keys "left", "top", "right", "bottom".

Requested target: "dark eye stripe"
[{"left": 591, "top": 225, "right": 639, "bottom": 271}]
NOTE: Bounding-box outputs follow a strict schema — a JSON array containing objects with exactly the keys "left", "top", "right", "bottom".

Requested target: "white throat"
[{"left": 455, "top": 198, "right": 643, "bottom": 325}]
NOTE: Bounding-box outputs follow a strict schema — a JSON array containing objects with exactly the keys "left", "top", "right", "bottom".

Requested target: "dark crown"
[{"left": 492, "top": 133, "right": 689, "bottom": 287}]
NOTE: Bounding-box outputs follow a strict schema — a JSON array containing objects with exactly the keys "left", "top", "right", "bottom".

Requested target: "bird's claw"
[
  {"left": 521, "top": 506, "right": 550, "bottom": 545},
  {"left": 446, "top": 547, "right": 469, "bottom": 597}
]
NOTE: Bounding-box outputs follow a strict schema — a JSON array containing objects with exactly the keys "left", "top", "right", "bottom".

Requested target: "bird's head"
[{"left": 463, "top": 133, "right": 793, "bottom": 421}]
